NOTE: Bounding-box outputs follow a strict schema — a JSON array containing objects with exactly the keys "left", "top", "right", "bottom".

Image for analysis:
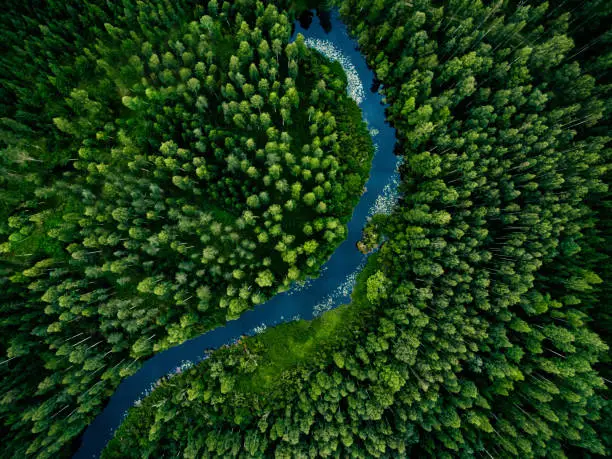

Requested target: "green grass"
[{"left": 235, "top": 252, "right": 380, "bottom": 392}]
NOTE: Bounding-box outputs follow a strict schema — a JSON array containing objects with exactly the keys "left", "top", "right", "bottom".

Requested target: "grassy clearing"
[{"left": 235, "top": 252, "right": 379, "bottom": 392}]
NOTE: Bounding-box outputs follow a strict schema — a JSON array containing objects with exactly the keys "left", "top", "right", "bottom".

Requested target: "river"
[{"left": 73, "top": 10, "right": 398, "bottom": 458}]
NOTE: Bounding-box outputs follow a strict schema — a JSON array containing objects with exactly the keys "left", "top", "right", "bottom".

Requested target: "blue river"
[{"left": 74, "top": 10, "right": 398, "bottom": 458}]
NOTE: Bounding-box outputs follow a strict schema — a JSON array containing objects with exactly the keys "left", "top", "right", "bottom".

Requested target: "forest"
[
  {"left": 0, "top": 0, "right": 372, "bottom": 456},
  {"left": 2, "top": 0, "right": 611, "bottom": 458}
]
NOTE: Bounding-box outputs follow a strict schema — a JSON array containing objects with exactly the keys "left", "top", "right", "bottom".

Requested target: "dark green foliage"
[
  {"left": 105, "top": 0, "right": 611, "bottom": 457},
  {"left": 0, "top": 0, "right": 373, "bottom": 456}
]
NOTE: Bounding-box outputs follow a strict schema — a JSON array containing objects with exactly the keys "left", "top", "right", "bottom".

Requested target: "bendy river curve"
[{"left": 74, "top": 10, "right": 399, "bottom": 458}]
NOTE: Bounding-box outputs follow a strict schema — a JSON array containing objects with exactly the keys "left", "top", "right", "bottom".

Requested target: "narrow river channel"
[{"left": 74, "top": 10, "right": 398, "bottom": 458}]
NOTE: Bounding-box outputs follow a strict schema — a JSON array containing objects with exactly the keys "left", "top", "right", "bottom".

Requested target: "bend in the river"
[{"left": 74, "top": 10, "right": 399, "bottom": 458}]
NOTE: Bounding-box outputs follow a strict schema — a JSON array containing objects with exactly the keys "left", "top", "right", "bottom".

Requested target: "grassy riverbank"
[{"left": 235, "top": 252, "right": 379, "bottom": 392}]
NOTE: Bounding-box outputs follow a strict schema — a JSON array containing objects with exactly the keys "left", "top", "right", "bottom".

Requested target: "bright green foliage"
[
  {"left": 105, "top": 1, "right": 611, "bottom": 458},
  {"left": 0, "top": 0, "right": 373, "bottom": 456}
]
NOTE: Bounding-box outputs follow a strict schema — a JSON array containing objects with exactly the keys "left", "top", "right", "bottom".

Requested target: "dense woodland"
[
  {"left": 0, "top": 0, "right": 373, "bottom": 456},
  {"left": 1, "top": 0, "right": 610, "bottom": 458},
  {"left": 104, "top": 0, "right": 612, "bottom": 458}
]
